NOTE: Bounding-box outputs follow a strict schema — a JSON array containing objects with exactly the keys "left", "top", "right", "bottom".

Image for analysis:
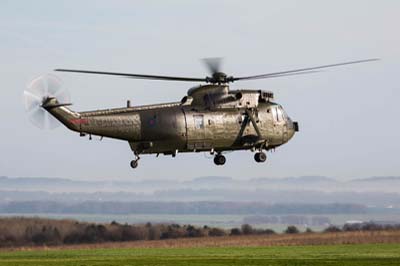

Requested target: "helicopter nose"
[{"left": 285, "top": 120, "right": 298, "bottom": 142}]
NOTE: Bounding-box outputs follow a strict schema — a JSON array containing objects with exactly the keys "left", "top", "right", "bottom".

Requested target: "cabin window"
[
  {"left": 194, "top": 115, "right": 204, "bottom": 129},
  {"left": 271, "top": 107, "right": 279, "bottom": 122},
  {"left": 271, "top": 106, "right": 286, "bottom": 122},
  {"left": 276, "top": 108, "right": 281, "bottom": 121},
  {"left": 277, "top": 108, "right": 284, "bottom": 121},
  {"left": 278, "top": 106, "right": 287, "bottom": 121}
]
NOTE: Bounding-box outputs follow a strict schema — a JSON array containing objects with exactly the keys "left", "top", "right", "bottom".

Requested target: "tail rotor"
[{"left": 23, "top": 74, "right": 71, "bottom": 129}]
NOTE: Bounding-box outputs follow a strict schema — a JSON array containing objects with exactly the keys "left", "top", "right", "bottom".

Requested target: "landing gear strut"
[
  {"left": 130, "top": 153, "right": 140, "bottom": 169},
  {"left": 214, "top": 153, "right": 226, "bottom": 166},
  {"left": 254, "top": 152, "right": 267, "bottom": 163}
]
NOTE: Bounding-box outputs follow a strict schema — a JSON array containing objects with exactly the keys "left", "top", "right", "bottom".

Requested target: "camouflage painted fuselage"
[{"left": 45, "top": 85, "right": 297, "bottom": 156}]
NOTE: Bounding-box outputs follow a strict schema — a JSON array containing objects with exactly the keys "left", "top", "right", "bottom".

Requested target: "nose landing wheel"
[
  {"left": 254, "top": 152, "right": 267, "bottom": 163},
  {"left": 214, "top": 154, "right": 226, "bottom": 166}
]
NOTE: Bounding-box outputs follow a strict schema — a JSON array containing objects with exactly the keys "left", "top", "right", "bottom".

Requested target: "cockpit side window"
[
  {"left": 271, "top": 106, "right": 287, "bottom": 122},
  {"left": 271, "top": 106, "right": 279, "bottom": 122},
  {"left": 278, "top": 106, "right": 286, "bottom": 121}
]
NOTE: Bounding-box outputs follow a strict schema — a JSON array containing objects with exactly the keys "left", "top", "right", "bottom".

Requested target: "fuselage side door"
[{"left": 184, "top": 109, "right": 212, "bottom": 151}]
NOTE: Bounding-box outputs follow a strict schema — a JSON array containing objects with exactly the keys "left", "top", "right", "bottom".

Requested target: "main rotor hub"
[{"left": 206, "top": 72, "right": 234, "bottom": 84}]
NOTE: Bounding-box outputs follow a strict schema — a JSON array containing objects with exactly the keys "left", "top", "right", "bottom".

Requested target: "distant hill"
[
  {"left": 250, "top": 176, "right": 336, "bottom": 183},
  {"left": 190, "top": 176, "right": 233, "bottom": 183},
  {"left": 350, "top": 176, "right": 400, "bottom": 182},
  {"left": 1, "top": 175, "right": 400, "bottom": 195},
  {"left": 282, "top": 176, "right": 337, "bottom": 182},
  {"left": 0, "top": 201, "right": 367, "bottom": 215}
]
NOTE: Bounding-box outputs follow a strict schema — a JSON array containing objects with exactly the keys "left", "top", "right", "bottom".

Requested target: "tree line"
[
  {"left": 1, "top": 217, "right": 400, "bottom": 248},
  {"left": 0, "top": 217, "right": 272, "bottom": 247}
]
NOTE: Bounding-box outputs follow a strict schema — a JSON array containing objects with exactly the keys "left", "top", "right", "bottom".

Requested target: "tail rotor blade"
[
  {"left": 29, "top": 107, "right": 47, "bottom": 129},
  {"left": 28, "top": 76, "right": 47, "bottom": 99},
  {"left": 23, "top": 90, "right": 42, "bottom": 112},
  {"left": 45, "top": 112, "right": 60, "bottom": 130},
  {"left": 45, "top": 74, "right": 63, "bottom": 96},
  {"left": 53, "top": 88, "right": 71, "bottom": 104}
]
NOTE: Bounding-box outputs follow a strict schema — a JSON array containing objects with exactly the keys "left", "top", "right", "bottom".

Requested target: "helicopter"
[{"left": 23, "top": 58, "right": 378, "bottom": 169}]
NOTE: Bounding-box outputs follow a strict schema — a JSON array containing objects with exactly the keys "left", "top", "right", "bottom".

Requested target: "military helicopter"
[{"left": 23, "top": 58, "right": 377, "bottom": 169}]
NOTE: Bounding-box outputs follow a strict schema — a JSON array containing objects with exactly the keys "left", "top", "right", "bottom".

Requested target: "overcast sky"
[{"left": 1, "top": 1, "right": 399, "bottom": 180}]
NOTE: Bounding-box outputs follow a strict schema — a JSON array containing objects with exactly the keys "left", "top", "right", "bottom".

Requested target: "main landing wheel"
[
  {"left": 254, "top": 152, "right": 267, "bottom": 163},
  {"left": 214, "top": 154, "right": 226, "bottom": 166},
  {"left": 130, "top": 160, "right": 139, "bottom": 169}
]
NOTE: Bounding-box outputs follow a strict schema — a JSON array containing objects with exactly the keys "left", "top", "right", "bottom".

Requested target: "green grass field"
[{"left": 0, "top": 244, "right": 399, "bottom": 266}]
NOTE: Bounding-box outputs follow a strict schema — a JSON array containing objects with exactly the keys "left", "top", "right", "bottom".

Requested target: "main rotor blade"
[
  {"left": 202, "top": 57, "right": 223, "bottom": 74},
  {"left": 257, "top": 70, "right": 322, "bottom": 78},
  {"left": 54, "top": 69, "right": 206, "bottom": 82},
  {"left": 232, "top": 58, "right": 379, "bottom": 81}
]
